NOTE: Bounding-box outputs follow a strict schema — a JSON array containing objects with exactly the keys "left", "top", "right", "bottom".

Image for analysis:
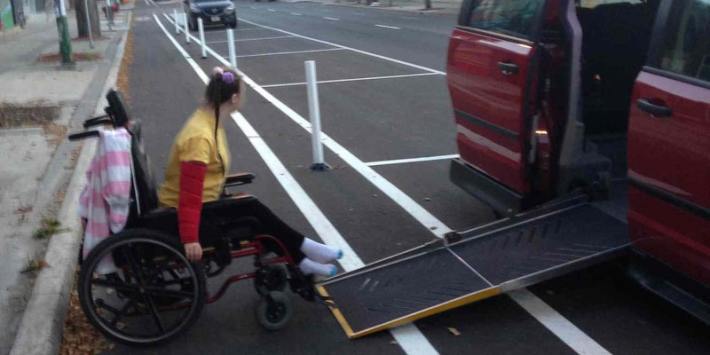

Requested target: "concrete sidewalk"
[{"left": 0, "top": 4, "right": 133, "bottom": 355}]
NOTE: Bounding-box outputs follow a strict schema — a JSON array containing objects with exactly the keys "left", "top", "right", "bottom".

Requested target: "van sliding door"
[
  {"left": 447, "top": 0, "right": 546, "bottom": 195},
  {"left": 628, "top": 0, "right": 710, "bottom": 285}
]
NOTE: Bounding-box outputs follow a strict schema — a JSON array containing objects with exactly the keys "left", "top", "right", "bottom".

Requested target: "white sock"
[
  {"left": 300, "top": 238, "right": 342, "bottom": 263},
  {"left": 299, "top": 258, "right": 337, "bottom": 277}
]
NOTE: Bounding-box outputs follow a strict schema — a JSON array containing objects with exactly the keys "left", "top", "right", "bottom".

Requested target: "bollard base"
[{"left": 310, "top": 163, "right": 331, "bottom": 171}]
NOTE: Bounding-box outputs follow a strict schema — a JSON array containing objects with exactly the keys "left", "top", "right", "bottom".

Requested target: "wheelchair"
[{"left": 69, "top": 90, "right": 317, "bottom": 346}]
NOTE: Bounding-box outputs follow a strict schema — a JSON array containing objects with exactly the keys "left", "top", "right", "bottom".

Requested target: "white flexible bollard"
[
  {"left": 305, "top": 60, "right": 329, "bottom": 171},
  {"left": 184, "top": 13, "right": 190, "bottom": 44},
  {"left": 198, "top": 17, "right": 207, "bottom": 59},
  {"left": 227, "top": 28, "right": 237, "bottom": 68},
  {"left": 174, "top": 9, "right": 179, "bottom": 34}
]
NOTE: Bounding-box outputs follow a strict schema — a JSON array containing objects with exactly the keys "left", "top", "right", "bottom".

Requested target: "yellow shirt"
[{"left": 158, "top": 108, "right": 231, "bottom": 208}]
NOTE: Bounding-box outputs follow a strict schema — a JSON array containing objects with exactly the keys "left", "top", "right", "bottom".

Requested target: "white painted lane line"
[
  {"left": 267, "top": 8, "right": 276, "bottom": 12},
  {"left": 366, "top": 154, "right": 460, "bottom": 167},
  {"left": 235, "top": 35, "right": 293, "bottom": 42},
  {"left": 234, "top": 27, "right": 267, "bottom": 31},
  {"left": 324, "top": 17, "right": 340, "bottom": 21},
  {"left": 153, "top": 14, "right": 208, "bottom": 82},
  {"left": 376, "top": 24, "right": 401, "bottom": 30},
  {"left": 236, "top": 48, "right": 345, "bottom": 58},
  {"left": 155, "top": 14, "right": 439, "bottom": 355},
  {"left": 509, "top": 289, "right": 612, "bottom": 355},
  {"left": 291, "top": 12, "right": 302, "bottom": 16},
  {"left": 206, "top": 35, "right": 293, "bottom": 44},
  {"left": 238, "top": 18, "right": 445, "bottom": 75},
  {"left": 161, "top": 18, "right": 609, "bottom": 355},
  {"left": 261, "top": 73, "right": 439, "bottom": 88}
]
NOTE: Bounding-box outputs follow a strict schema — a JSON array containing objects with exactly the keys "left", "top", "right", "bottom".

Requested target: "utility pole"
[{"left": 54, "top": 0, "right": 73, "bottom": 65}]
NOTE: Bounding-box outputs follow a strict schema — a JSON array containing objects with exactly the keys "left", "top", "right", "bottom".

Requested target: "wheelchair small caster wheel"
[
  {"left": 254, "top": 264, "right": 288, "bottom": 296},
  {"left": 256, "top": 291, "right": 292, "bottom": 331}
]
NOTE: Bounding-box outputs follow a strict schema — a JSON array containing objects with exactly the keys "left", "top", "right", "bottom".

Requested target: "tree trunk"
[{"left": 75, "top": 0, "right": 101, "bottom": 38}]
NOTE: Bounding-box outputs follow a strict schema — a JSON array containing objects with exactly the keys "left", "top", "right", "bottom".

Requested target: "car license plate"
[{"left": 211, "top": 16, "right": 220, "bottom": 22}]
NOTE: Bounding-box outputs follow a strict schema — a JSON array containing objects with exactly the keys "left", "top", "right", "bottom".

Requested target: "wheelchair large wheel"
[{"left": 78, "top": 229, "right": 206, "bottom": 346}]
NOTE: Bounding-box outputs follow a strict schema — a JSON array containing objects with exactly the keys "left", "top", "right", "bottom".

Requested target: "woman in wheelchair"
[{"left": 157, "top": 67, "right": 341, "bottom": 277}]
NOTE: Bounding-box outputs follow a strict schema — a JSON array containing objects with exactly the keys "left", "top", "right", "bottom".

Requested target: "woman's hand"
[{"left": 184, "top": 242, "right": 203, "bottom": 262}]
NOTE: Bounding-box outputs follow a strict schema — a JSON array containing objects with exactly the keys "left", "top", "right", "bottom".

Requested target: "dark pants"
[
  {"left": 200, "top": 196, "right": 306, "bottom": 262},
  {"left": 140, "top": 196, "right": 306, "bottom": 262}
]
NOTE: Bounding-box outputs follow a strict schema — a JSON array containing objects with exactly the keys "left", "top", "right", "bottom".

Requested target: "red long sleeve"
[{"left": 178, "top": 161, "right": 207, "bottom": 244}]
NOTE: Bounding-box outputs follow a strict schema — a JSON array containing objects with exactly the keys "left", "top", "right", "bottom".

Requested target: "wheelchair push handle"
[
  {"left": 68, "top": 130, "right": 100, "bottom": 141},
  {"left": 68, "top": 89, "right": 131, "bottom": 142},
  {"left": 83, "top": 115, "right": 112, "bottom": 129}
]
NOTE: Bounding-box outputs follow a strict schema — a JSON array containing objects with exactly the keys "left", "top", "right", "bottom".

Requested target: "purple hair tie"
[{"left": 221, "top": 71, "right": 235, "bottom": 84}]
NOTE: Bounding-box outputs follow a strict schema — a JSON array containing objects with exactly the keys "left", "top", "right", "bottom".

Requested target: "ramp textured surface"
[
  {"left": 451, "top": 205, "right": 627, "bottom": 285},
  {"left": 324, "top": 249, "right": 490, "bottom": 333},
  {"left": 320, "top": 203, "right": 628, "bottom": 337}
]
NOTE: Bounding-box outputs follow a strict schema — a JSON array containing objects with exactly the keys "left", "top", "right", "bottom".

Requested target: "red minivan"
[{"left": 447, "top": 0, "right": 709, "bottom": 316}]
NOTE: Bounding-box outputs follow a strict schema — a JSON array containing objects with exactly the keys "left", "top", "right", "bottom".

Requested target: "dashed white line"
[
  {"left": 509, "top": 289, "right": 612, "bottom": 355},
  {"left": 236, "top": 48, "right": 345, "bottom": 58},
  {"left": 366, "top": 154, "right": 460, "bottom": 167},
  {"left": 375, "top": 24, "right": 401, "bottom": 30},
  {"left": 324, "top": 17, "right": 340, "bottom": 21},
  {"left": 291, "top": 12, "right": 302, "bottom": 16},
  {"left": 155, "top": 13, "right": 440, "bottom": 355},
  {"left": 261, "top": 72, "right": 439, "bottom": 88},
  {"left": 234, "top": 27, "right": 267, "bottom": 32},
  {"left": 234, "top": 35, "right": 293, "bottom": 42},
  {"left": 207, "top": 35, "right": 292, "bottom": 44},
  {"left": 267, "top": 8, "right": 276, "bottom": 12},
  {"left": 238, "top": 18, "right": 445, "bottom": 75}
]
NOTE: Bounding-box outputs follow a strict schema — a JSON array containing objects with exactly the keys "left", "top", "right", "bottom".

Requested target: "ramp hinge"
[{"left": 444, "top": 231, "right": 462, "bottom": 245}]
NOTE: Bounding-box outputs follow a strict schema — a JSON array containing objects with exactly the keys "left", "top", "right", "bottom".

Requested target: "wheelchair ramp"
[{"left": 317, "top": 202, "right": 629, "bottom": 338}]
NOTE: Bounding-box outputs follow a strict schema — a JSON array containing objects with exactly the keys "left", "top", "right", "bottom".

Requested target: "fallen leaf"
[{"left": 447, "top": 327, "right": 461, "bottom": 336}]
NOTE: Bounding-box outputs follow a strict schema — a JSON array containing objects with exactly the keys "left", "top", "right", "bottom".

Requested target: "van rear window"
[
  {"left": 467, "top": 0, "right": 545, "bottom": 39},
  {"left": 656, "top": 0, "right": 710, "bottom": 82}
]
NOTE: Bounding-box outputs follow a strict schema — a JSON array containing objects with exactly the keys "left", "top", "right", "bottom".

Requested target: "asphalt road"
[{"left": 104, "top": 1, "right": 709, "bottom": 354}]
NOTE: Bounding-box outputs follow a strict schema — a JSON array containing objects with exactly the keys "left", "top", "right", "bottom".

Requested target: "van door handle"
[
  {"left": 637, "top": 98, "right": 672, "bottom": 117},
  {"left": 497, "top": 61, "right": 519, "bottom": 75}
]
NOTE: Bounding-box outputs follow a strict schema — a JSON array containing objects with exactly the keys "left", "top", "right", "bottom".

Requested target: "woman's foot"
[
  {"left": 299, "top": 258, "right": 337, "bottom": 277},
  {"left": 300, "top": 238, "right": 343, "bottom": 263}
]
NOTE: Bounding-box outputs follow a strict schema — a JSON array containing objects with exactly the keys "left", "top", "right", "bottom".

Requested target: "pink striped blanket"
[{"left": 78, "top": 127, "right": 132, "bottom": 273}]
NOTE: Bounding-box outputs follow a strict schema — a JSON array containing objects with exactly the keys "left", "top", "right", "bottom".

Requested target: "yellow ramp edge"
[{"left": 317, "top": 284, "right": 502, "bottom": 339}]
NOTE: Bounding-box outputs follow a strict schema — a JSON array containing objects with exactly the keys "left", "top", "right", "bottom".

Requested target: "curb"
[{"left": 9, "top": 11, "right": 132, "bottom": 355}]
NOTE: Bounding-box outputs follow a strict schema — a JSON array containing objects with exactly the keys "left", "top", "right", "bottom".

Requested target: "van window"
[
  {"left": 656, "top": 0, "right": 710, "bottom": 82},
  {"left": 467, "top": 0, "right": 545, "bottom": 39}
]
